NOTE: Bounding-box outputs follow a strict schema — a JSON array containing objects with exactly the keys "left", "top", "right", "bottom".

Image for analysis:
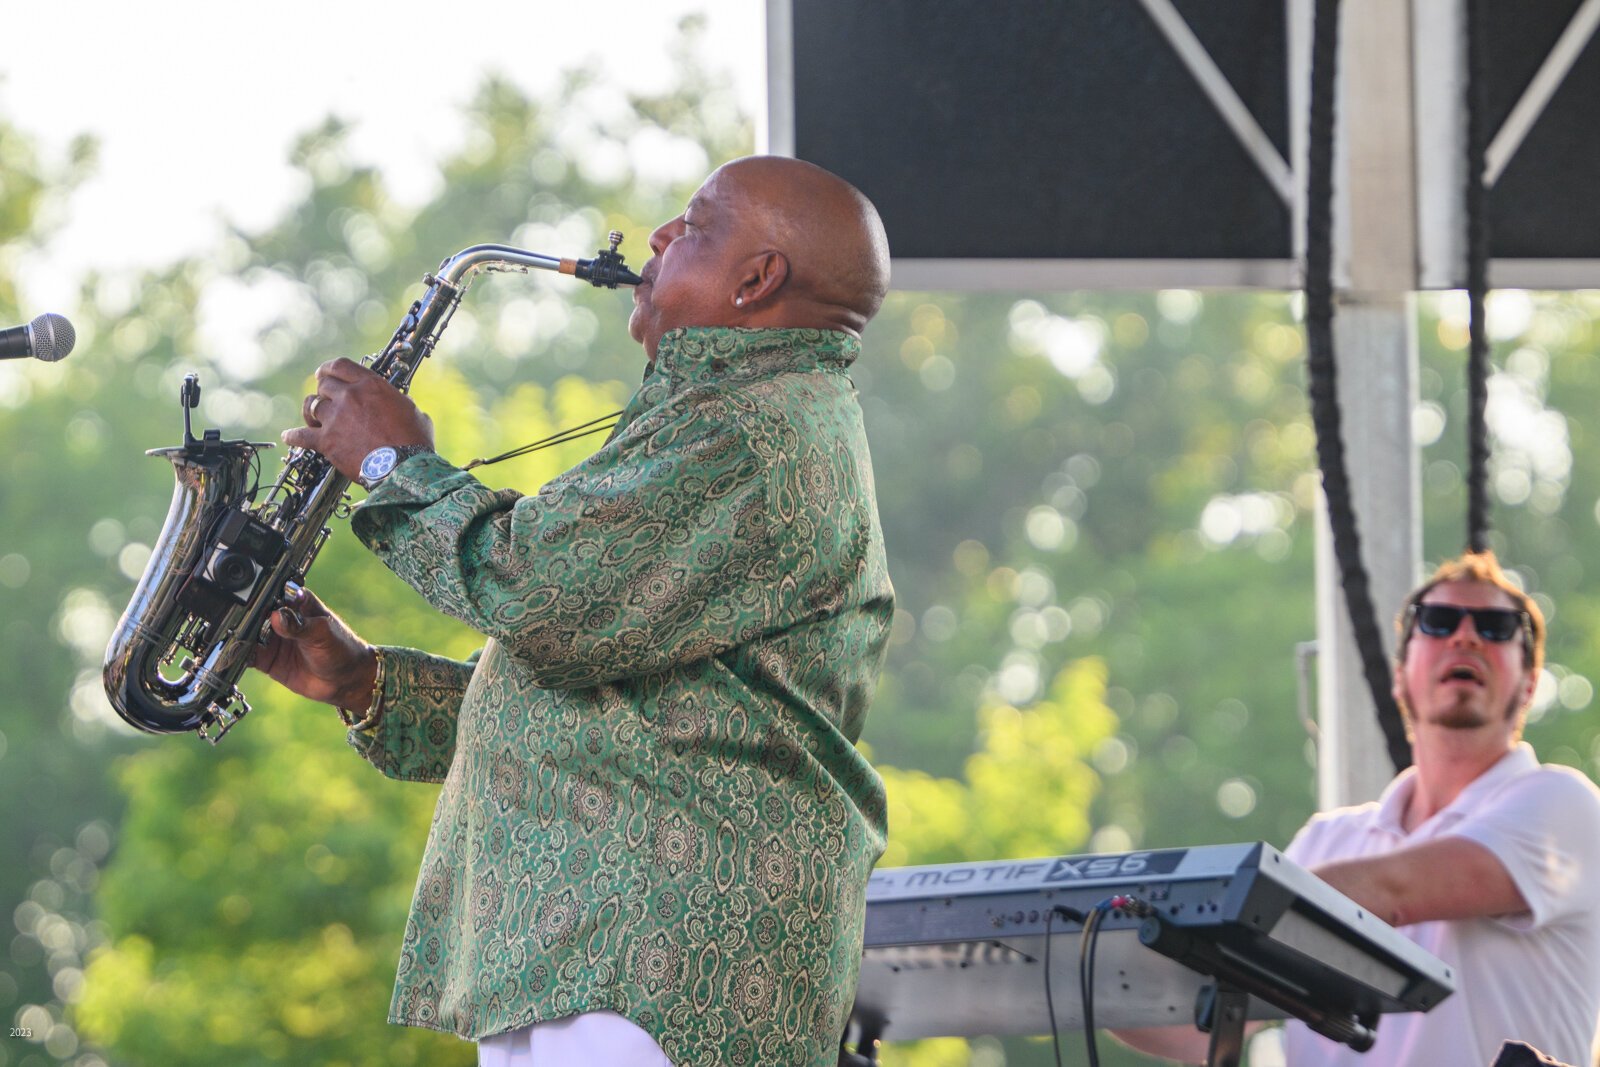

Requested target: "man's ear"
[
  {"left": 1518, "top": 667, "right": 1539, "bottom": 709},
  {"left": 732, "top": 250, "right": 789, "bottom": 309}
]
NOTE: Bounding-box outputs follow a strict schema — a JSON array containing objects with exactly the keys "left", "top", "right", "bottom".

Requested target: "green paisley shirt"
[{"left": 346, "top": 326, "right": 892, "bottom": 1066}]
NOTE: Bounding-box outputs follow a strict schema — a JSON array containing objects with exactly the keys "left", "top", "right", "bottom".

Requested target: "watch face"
[{"left": 360, "top": 446, "right": 399, "bottom": 485}]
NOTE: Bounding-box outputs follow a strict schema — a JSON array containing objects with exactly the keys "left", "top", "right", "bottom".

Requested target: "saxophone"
[{"left": 103, "top": 236, "right": 642, "bottom": 742}]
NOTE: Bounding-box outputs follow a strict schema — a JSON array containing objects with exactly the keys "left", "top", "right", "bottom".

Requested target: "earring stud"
[{"left": 735, "top": 296, "right": 744, "bottom": 306}]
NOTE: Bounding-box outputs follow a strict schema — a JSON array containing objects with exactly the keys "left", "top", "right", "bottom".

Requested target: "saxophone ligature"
[{"left": 103, "top": 235, "right": 641, "bottom": 742}]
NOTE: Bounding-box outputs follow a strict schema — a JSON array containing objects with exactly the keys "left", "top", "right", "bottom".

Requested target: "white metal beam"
[
  {"left": 763, "top": 0, "right": 796, "bottom": 157},
  {"left": 1137, "top": 0, "right": 1297, "bottom": 205},
  {"left": 1485, "top": 0, "right": 1600, "bottom": 187}
]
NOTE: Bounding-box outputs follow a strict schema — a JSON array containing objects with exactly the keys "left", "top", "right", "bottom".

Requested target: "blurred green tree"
[
  {"left": 0, "top": 115, "right": 127, "bottom": 1067},
  {"left": 872, "top": 658, "right": 1117, "bottom": 1067},
  {"left": 864, "top": 288, "right": 1322, "bottom": 859}
]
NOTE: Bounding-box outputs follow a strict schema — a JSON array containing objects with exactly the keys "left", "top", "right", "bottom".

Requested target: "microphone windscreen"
[{"left": 30, "top": 313, "right": 75, "bottom": 362}]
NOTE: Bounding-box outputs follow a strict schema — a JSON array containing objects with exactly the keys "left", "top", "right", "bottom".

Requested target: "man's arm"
[
  {"left": 350, "top": 422, "right": 776, "bottom": 689},
  {"left": 350, "top": 384, "right": 882, "bottom": 692},
  {"left": 1311, "top": 835, "right": 1527, "bottom": 927},
  {"left": 1111, "top": 1024, "right": 1259, "bottom": 1064},
  {"left": 253, "top": 587, "right": 475, "bottom": 782}
]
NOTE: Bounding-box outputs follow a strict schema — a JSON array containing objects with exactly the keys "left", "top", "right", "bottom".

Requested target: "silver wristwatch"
[{"left": 358, "top": 444, "right": 432, "bottom": 489}]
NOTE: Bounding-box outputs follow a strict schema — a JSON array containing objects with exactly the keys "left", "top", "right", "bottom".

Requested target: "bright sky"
[{"left": 4, "top": 2, "right": 765, "bottom": 314}]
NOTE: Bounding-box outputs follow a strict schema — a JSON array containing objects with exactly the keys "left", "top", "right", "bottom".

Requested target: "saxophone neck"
[
  {"left": 435, "top": 244, "right": 564, "bottom": 286},
  {"left": 370, "top": 274, "right": 465, "bottom": 387}
]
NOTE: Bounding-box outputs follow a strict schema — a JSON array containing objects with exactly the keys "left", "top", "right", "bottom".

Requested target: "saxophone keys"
[{"left": 198, "top": 688, "right": 251, "bottom": 745}]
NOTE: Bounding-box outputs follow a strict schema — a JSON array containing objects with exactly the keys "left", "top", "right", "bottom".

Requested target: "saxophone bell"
[{"left": 102, "top": 404, "right": 277, "bottom": 741}]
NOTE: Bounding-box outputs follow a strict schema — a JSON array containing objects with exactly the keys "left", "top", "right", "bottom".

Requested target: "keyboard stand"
[{"left": 1196, "top": 981, "right": 1249, "bottom": 1067}]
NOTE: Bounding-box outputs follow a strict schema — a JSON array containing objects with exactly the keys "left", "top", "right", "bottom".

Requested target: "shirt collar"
[
  {"left": 1372, "top": 741, "right": 1539, "bottom": 835},
  {"left": 647, "top": 326, "right": 860, "bottom": 388},
  {"left": 608, "top": 326, "right": 861, "bottom": 445}
]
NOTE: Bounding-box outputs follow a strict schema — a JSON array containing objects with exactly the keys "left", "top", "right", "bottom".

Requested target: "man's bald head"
[
  {"left": 714, "top": 156, "right": 891, "bottom": 330},
  {"left": 628, "top": 155, "right": 891, "bottom": 358}
]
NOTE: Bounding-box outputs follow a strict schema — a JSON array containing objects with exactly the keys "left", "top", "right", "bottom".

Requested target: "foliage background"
[{"left": 4, "top": 21, "right": 1600, "bottom": 1067}]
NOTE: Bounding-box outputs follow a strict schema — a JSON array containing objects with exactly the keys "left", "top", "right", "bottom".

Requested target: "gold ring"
[{"left": 308, "top": 395, "right": 324, "bottom": 424}]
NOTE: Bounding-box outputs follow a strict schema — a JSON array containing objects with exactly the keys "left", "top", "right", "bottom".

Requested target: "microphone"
[{"left": 0, "top": 313, "right": 76, "bottom": 362}]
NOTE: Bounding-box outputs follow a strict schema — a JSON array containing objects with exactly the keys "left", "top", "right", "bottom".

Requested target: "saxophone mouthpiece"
[{"left": 571, "top": 233, "right": 642, "bottom": 288}]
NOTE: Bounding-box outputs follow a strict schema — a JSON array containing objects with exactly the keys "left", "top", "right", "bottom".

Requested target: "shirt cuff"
[
  {"left": 345, "top": 644, "right": 475, "bottom": 783},
  {"left": 350, "top": 451, "right": 483, "bottom": 553}
]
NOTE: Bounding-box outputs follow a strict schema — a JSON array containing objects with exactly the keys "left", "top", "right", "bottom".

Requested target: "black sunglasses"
[{"left": 1409, "top": 603, "right": 1527, "bottom": 644}]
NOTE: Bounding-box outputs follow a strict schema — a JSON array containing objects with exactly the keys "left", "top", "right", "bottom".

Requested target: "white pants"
[{"left": 477, "top": 1010, "right": 673, "bottom": 1066}]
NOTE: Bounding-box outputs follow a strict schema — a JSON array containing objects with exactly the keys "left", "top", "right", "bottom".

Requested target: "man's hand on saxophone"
[
  {"left": 252, "top": 587, "right": 379, "bottom": 714},
  {"left": 283, "top": 357, "right": 434, "bottom": 483},
  {"left": 254, "top": 357, "right": 422, "bottom": 723}
]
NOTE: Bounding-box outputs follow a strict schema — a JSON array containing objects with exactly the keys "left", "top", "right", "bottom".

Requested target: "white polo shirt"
[{"left": 1282, "top": 743, "right": 1600, "bottom": 1067}]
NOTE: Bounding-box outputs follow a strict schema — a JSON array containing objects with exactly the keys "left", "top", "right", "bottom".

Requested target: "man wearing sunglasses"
[
  {"left": 1119, "top": 551, "right": 1600, "bottom": 1065},
  {"left": 1278, "top": 550, "right": 1600, "bottom": 1066}
]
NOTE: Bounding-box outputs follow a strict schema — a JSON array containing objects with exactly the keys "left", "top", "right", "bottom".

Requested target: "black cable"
[
  {"left": 1045, "top": 906, "right": 1065, "bottom": 1067},
  {"left": 246, "top": 449, "right": 263, "bottom": 502},
  {"left": 462, "top": 410, "right": 624, "bottom": 470},
  {"left": 1465, "top": 0, "right": 1493, "bottom": 553},
  {"left": 1044, "top": 905, "right": 1086, "bottom": 1067},
  {"left": 1304, "top": 0, "right": 1413, "bottom": 772},
  {"left": 1078, "top": 901, "right": 1115, "bottom": 1067}
]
